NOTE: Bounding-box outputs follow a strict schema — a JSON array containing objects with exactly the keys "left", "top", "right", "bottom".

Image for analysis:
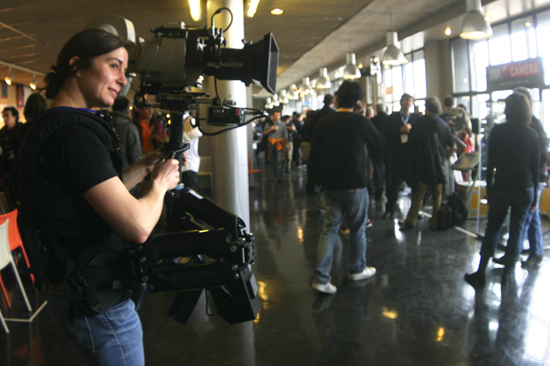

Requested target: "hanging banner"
[{"left": 486, "top": 57, "right": 544, "bottom": 91}]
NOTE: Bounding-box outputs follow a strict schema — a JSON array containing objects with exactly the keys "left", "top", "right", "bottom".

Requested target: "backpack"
[
  {"left": 447, "top": 192, "right": 468, "bottom": 226},
  {"left": 437, "top": 203, "right": 453, "bottom": 230}
]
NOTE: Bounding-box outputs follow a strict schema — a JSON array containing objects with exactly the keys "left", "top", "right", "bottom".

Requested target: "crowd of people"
[{"left": 252, "top": 82, "right": 546, "bottom": 295}]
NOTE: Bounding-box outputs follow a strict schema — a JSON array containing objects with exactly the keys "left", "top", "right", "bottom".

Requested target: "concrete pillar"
[{"left": 206, "top": 0, "right": 250, "bottom": 226}]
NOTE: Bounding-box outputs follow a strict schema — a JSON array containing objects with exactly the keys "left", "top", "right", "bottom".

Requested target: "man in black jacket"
[
  {"left": 383, "top": 94, "right": 421, "bottom": 218},
  {"left": 309, "top": 81, "right": 383, "bottom": 294},
  {"left": 399, "top": 97, "right": 456, "bottom": 230},
  {"left": 303, "top": 94, "right": 335, "bottom": 194},
  {"left": 370, "top": 102, "right": 388, "bottom": 205},
  {"left": 111, "top": 97, "right": 142, "bottom": 169}
]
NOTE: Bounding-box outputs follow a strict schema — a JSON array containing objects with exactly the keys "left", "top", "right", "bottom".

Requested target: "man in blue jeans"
[{"left": 309, "top": 81, "right": 383, "bottom": 294}]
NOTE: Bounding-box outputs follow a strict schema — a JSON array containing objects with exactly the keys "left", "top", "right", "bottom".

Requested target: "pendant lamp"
[
  {"left": 382, "top": 31, "right": 407, "bottom": 66},
  {"left": 342, "top": 53, "right": 361, "bottom": 80},
  {"left": 316, "top": 68, "right": 332, "bottom": 89},
  {"left": 460, "top": 0, "right": 493, "bottom": 40}
]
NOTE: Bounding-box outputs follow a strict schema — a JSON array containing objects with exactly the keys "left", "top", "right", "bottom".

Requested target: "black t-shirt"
[{"left": 43, "top": 125, "right": 118, "bottom": 195}]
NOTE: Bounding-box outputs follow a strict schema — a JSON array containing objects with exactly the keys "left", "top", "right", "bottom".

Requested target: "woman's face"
[{"left": 76, "top": 47, "right": 128, "bottom": 109}]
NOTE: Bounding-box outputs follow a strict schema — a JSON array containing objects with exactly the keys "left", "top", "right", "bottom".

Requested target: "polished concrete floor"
[{"left": 1, "top": 162, "right": 550, "bottom": 365}]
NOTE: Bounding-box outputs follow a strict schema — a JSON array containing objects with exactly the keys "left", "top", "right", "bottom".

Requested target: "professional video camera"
[{"left": 86, "top": 11, "right": 279, "bottom": 324}]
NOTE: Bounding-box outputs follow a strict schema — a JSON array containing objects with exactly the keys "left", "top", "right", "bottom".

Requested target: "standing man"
[
  {"left": 0, "top": 106, "right": 25, "bottom": 210},
  {"left": 309, "top": 81, "right": 383, "bottom": 294},
  {"left": 303, "top": 94, "right": 335, "bottom": 194},
  {"left": 383, "top": 93, "right": 421, "bottom": 219},
  {"left": 263, "top": 111, "right": 288, "bottom": 182},
  {"left": 133, "top": 101, "right": 168, "bottom": 156},
  {"left": 111, "top": 97, "right": 142, "bottom": 169},
  {"left": 291, "top": 112, "right": 304, "bottom": 167},
  {"left": 283, "top": 115, "right": 296, "bottom": 173},
  {"left": 252, "top": 117, "right": 264, "bottom": 169},
  {"left": 399, "top": 97, "right": 457, "bottom": 230},
  {"left": 370, "top": 102, "right": 389, "bottom": 206}
]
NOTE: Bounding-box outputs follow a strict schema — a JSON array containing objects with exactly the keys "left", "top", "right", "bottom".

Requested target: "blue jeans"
[
  {"left": 53, "top": 299, "right": 144, "bottom": 366},
  {"left": 314, "top": 188, "right": 369, "bottom": 284},
  {"left": 525, "top": 183, "right": 544, "bottom": 256},
  {"left": 480, "top": 187, "right": 534, "bottom": 262}
]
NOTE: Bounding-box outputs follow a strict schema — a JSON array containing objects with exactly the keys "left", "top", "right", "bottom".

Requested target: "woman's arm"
[
  {"left": 84, "top": 158, "right": 181, "bottom": 243},
  {"left": 121, "top": 150, "right": 164, "bottom": 190}
]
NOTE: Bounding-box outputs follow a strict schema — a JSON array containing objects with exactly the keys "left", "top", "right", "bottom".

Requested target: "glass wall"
[
  {"left": 381, "top": 34, "right": 427, "bottom": 113},
  {"left": 451, "top": 7, "right": 550, "bottom": 130}
]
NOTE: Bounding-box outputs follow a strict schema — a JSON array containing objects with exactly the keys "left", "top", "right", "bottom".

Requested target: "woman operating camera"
[{"left": 18, "top": 29, "right": 181, "bottom": 365}]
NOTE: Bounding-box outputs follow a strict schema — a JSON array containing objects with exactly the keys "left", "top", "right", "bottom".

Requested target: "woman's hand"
[
  {"left": 151, "top": 158, "right": 180, "bottom": 191},
  {"left": 143, "top": 150, "right": 166, "bottom": 174}
]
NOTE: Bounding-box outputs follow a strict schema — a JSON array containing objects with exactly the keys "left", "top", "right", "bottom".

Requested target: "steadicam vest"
[{"left": 17, "top": 108, "right": 132, "bottom": 317}]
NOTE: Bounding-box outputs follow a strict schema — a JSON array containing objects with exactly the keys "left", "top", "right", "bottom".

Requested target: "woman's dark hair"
[
  {"left": 505, "top": 93, "right": 531, "bottom": 126},
  {"left": 24, "top": 93, "right": 47, "bottom": 122},
  {"left": 335, "top": 81, "right": 365, "bottom": 109},
  {"left": 43, "top": 29, "right": 127, "bottom": 99}
]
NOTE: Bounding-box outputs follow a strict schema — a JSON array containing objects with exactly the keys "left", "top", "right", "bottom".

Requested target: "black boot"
[{"left": 465, "top": 256, "right": 490, "bottom": 287}]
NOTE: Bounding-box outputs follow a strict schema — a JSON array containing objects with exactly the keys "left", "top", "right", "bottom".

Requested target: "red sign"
[{"left": 486, "top": 58, "right": 544, "bottom": 91}]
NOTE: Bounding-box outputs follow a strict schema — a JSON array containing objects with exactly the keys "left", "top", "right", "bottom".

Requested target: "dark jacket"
[
  {"left": 112, "top": 111, "right": 142, "bottom": 169},
  {"left": 486, "top": 121, "right": 539, "bottom": 198},
  {"left": 384, "top": 111, "right": 421, "bottom": 167},
  {"left": 302, "top": 105, "right": 335, "bottom": 143},
  {"left": 405, "top": 114, "right": 455, "bottom": 186},
  {"left": 370, "top": 111, "right": 388, "bottom": 161}
]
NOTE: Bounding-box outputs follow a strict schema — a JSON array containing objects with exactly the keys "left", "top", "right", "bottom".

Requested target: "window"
[
  {"left": 450, "top": 7, "right": 550, "bottom": 131},
  {"left": 382, "top": 43, "right": 426, "bottom": 112},
  {"left": 488, "top": 24, "right": 511, "bottom": 66}
]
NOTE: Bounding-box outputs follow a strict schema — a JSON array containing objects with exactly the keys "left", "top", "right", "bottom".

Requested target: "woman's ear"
[{"left": 69, "top": 56, "right": 81, "bottom": 76}]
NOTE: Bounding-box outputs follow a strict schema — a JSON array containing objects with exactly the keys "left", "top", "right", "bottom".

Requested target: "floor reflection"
[{"left": 1, "top": 165, "right": 550, "bottom": 365}]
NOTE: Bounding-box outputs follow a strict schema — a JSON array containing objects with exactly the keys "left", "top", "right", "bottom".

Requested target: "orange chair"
[
  {"left": 0, "top": 209, "right": 35, "bottom": 290},
  {"left": 0, "top": 219, "right": 32, "bottom": 333},
  {"left": 248, "top": 156, "right": 262, "bottom": 191}
]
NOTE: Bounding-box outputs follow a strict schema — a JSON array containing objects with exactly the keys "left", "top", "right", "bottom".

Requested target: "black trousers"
[
  {"left": 371, "top": 157, "right": 385, "bottom": 201},
  {"left": 385, "top": 162, "right": 405, "bottom": 213}
]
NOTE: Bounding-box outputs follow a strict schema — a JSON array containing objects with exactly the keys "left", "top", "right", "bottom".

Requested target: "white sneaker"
[
  {"left": 312, "top": 282, "right": 337, "bottom": 294},
  {"left": 349, "top": 266, "right": 376, "bottom": 281}
]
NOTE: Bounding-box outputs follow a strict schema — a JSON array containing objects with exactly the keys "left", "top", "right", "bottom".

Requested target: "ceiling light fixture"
[
  {"left": 460, "top": 0, "right": 493, "bottom": 40},
  {"left": 247, "top": 0, "right": 260, "bottom": 17},
  {"left": 280, "top": 89, "right": 289, "bottom": 104},
  {"left": 288, "top": 84, "right": 299, "bottom": 100},
  {"left": 316, "top": 67, "right": 332, "bottom": 89},
  {"left": 4, "top": 68, "right": 14, "bottom": 86},
  {"left": 342, "top": 53, "right": 361, "bottom": 79},
  {"left": 189, "top": 0, "right": 201, "bottom": 21},
  {"left": 382, "top": 31, "right": 407, "bottom": 66},
  {"left": 30, "top": 74, "right": 38, "bottom": 90},
  {"left": 445, "top": 27, "right": 452, "bottom": 36},
  {"left": 271, "top": 8, "right": 283, "bottom": 15}
]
